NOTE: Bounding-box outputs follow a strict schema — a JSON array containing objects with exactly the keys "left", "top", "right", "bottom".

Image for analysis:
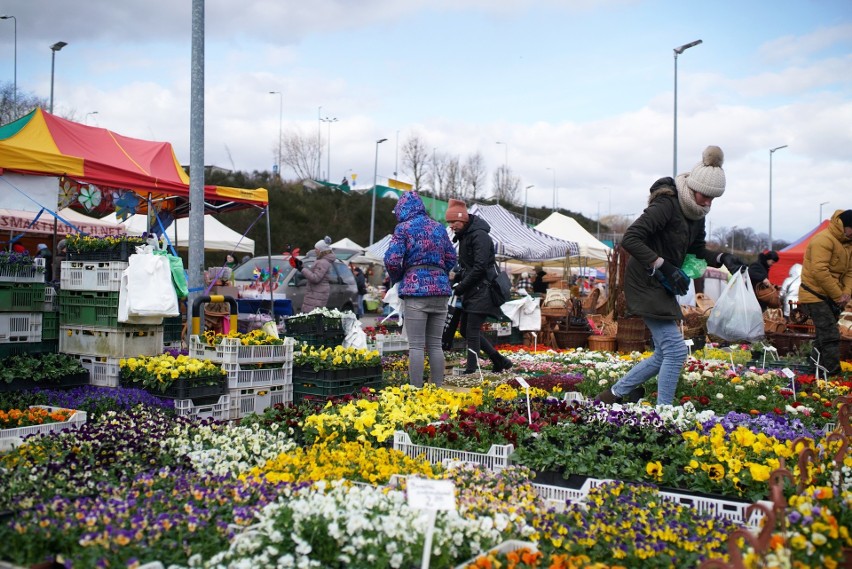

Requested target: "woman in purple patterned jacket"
[{"left": 384, "top": 191, "right": 458, "bottom": 387}]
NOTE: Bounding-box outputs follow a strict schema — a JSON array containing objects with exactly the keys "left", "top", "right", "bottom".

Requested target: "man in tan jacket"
[{"left": 798, "top": 209, "right": 852, "bottom": 376}]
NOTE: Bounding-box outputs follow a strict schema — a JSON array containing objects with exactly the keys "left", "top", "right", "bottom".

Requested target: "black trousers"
[
  {"left": 800, "top": 301, "right": 841, "bottom": 375},
  {"left": 459, "top": 310, "right": 499, "bottom": 368}
]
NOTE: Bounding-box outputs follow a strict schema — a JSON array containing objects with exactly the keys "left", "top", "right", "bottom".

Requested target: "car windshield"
[{"left": 232, "top": 256, "right": 289, "bottom": 281}]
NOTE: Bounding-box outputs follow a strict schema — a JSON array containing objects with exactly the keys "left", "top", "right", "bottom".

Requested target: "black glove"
[
  {"left": 294, "top": 259, "right": 303, "bottom": 271},
  {"left": 719, "top": 253, "right": 746, "bottom": 273},
  {"left": 652, "top": 260, "right": 691, "bottom": 296}
]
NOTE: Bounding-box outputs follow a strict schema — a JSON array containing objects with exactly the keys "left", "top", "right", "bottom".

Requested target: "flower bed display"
[
  {"left": 118, "top": 353, "right": 227, "bottom": 397},
  {"left": 0, "top": 353, "right": 88, "bottom": 392},
  {"left": 190, "top": 330, "right": 290, "bottom": 364},
  {"left": 0, "top": 252, "right": 45, "bottom": 283},
  {"left": 0, "top": 405, "right": 87, "bottom": 451}
]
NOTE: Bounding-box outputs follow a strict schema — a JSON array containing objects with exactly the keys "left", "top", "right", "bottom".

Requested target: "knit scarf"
[{"left": 675, "top": 173, "right": 711, "bottom": 220}]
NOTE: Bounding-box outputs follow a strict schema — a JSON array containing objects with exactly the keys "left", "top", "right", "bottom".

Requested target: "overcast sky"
[{"left": 2, "top": 0, "right": 851, "bottom": 242}]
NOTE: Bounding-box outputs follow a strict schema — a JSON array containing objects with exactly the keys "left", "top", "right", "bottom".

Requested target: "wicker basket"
[
  {"left": 770, "top": 332, "right": 813, "bottom": 357},
  {"left": 587, "top": 335, "right": 616, "bottom": 351},
  {"left": 616, "top": 317, "right": 649, "bottom": 341},
  {"left": 617, "top": 339, "right": 647, "bottom": 353},
  {"left": 554, "top": 330, "right": 590, "bottom": 349}
]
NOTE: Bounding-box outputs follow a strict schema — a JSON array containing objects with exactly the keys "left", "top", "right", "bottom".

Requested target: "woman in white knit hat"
[{"left": 595, "top": 146, "right": 746, "bottom": 406}]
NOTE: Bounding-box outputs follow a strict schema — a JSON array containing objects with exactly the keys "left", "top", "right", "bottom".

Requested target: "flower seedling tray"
[
  {"left": 0, "top": 405, "right": 87, "bottom": 451},
  {"left": 285, "top": 313, "right": 344, "bottom": 336},
  {"left": 59, "top": 290, "right": 121, "bottom": 327},
  {"left": 0, "top": 371, "right": 88, "bottom": 393},
  {"left": 228, "top": 383, "right": 293, "bottom": 419},
  {"left": 222, "top": 360, "right": 292, "bottom": 389},
  {"left": 60, "top": 260, "right": 127, "bottom": 292},
  {"left": 392, "top": 431, "right": 513, "bottom": 472},
  {"left": 60, "top": 324, "right": 164, "bottom": 358},
  {"left": 453, "top": 541, "right": 539, "bottom": 569},
  {"left": 374, "top": 333, "right": 408, "bottom": 354},
  {"left": 119, "top": 374, "right": 228, "bottom": 400},
  {"left": 290, "top": 332, "right": 345, "bottom": 348},
  {"left": 173, "top": 394, "right": 230, "bottom": 421},
  {"left": 66, "top": 240, "right": 137, "bottom": 262},
  {"left": 189, "top": 335, "right": 293, "bottom": 365},
  {"left": 0, "top": 282, "right": 46, "bottom": 312},
  {"left": 0, "top": 312, "right": 43, "bottom": 344},
  {"left": 0, "top": 257, "right": 45, "bottom": 283}
]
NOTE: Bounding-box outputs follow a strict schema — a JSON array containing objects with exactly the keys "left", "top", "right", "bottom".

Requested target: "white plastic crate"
[
  {"left": 72, "top": 354, "right": 121, "bottom": 387},
  {"left": 190, "top": 335, "right": 293, "bottom": 365},
  {"left": 0, "top": 257, "right": 45, "bottom": 283},
  {"left": 0, "top": 312, "right": 43, "bottom": 343},
  {"left": 375, "top": 333, "right": 409, "bottom": 354},
  {"left": 222, "top": 360, "right": 293, "bottom": 389},
  {"left": 0, "top": 405, "right": 87, "bottom": 451},
  {"left": 174, "top": 394, "right": 230, "bottom": 421},
  {"left": 60, "top": 324, "right": 163, "bottom": 357},
  {"left": 454, "top": 541, "right": 538, "bottom": 569},
  {"left": 60, "top": 260, "right": 127, "bottom": 292},
  {"left": 392, "top": 431, "right": 513, "bottom": 472},
  {"left": 532, "top": 478, "right": 611, "bottom": 511},
  {"left": 43, "top": 286, "right": 58, "bottom": 312},
  {"left": 228, "top": 383, "right": 293, "bottom": 419}
]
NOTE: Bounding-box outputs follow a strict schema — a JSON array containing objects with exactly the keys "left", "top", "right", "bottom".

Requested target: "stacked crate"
[
  {"left": 59, "top": 260, "right": 163, "bottom": 388},
  {"left": 0, "top": 257, "right": 53, "bottom": 359},
  {"left": 189, "top": 335, "right": 294, "bottom": 419}
]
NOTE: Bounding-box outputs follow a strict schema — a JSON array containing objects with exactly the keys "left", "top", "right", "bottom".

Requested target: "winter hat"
[
  {"left": 445, "top": 199, "right": 469, "bottom": 222},
  {"left": 315, "top": 239, "right": 331, "bottom": 252},
  {"left": 37, "top": 243, "right": 48, "bottom": 251},
  {"left": 685, "top": 146, "right": 726, "bottom": 198},
  {"left": 839, "top": 209, "right": 852, "bottom": 228}
]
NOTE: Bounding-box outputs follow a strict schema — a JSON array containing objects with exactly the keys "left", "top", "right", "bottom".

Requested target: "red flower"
[
  {"left": 821, "top": 411, "right": 832, "bottom": 419},
  {"left": 698, "top": 396, "right": 710, "bottom": 405},
  {"left": 773, "top": 407, "right": 784, "bottom": 415}
]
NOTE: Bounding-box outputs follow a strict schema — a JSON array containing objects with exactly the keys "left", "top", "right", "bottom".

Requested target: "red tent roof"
[{"left": 768, "top": 220, "right": 829, "bottom": 285}]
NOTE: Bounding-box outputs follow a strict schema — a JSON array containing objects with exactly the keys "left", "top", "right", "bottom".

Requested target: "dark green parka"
[{"left": 622, "top": 177, "right": 724, "bottom": 320}]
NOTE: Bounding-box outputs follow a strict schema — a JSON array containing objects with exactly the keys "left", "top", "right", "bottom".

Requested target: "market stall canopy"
[
  {"left": 0, "top": 108, "right": 268, "bottom": 217},
  {"left": 0, "top": 207, "right": 125, "bottom": 236},
  {"left": 768, "top": 219, "right": 830, "bottom": 286},
  {"left": 469, "top": 203, "right": 578, "bottom": 263},
  {"left": 100, "top": 212, "right": 254, "bottom": 254},
  {"left": 535, "top": 212, "right": 611, "bottom": 268}
]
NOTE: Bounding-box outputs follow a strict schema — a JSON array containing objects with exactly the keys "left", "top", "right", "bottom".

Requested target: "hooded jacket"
[
  {"left": 452, "top": 213, "right": 501, "bottom": 317},
  {"left": 621, "top": 177, "right": 724, "bottom": 320},
  {"left": 798, "top": 209, "right": 852, "bottom": 304},
  {"left": 384, "top": 191, "right": 457, "bottom": 297},
  {"left": 780, "top": 263, "right": 802, "bottom": 317},
  {"left": 300, "top": 250, "right": 337, "bottom": 313}
]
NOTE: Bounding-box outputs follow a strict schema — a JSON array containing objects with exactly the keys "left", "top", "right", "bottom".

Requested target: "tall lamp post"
[
  {"left": 268, "top": 91, "right": 283, "bottom": 178},
  {"left": 84, "top": 111, "right": 98, "bottom": 125},
  {"left": 320, "top": 116, "right": 338, "bottom": 181},
  {"left": 546, "top": 167, "right": 556, "bottom": 211},
  {"left": 0, "top": 15, "right": 15, "bottom": 105},
  {"left": 768, "top": 144, "right": 788, "bottom": 249},
  {"left": 49, "top": 41, "right": 68, "bottom": 113},
  {"left": 369, "top": 138, "right": 388, "bottom": 246},
  {"left": 524, "top": 185, "right": 534, "bottom": 225},
  {"left": 673, "top": 39, "right": 702, "bottom": 178},
  {"left": 495, "top": 141, "right": 508, "bottom": 204},
  {"left": 316, "top": 106, "right": 322, "bottom": 180},
  {"left": 819, "top": 201, "right": 830, "bottom": 224}
]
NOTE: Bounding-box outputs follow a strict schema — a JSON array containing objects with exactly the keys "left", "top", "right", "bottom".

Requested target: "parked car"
[{"left": 232, "top": 255, "right": 358, "bottom": 314}]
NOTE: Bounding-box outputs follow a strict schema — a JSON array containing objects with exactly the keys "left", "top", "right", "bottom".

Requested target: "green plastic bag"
[
  {"left": 681, "top": 254, "right": 707, "bottom": 280},
  {"left": 153, "top": 250, "right": 189, "bottom": 298}
]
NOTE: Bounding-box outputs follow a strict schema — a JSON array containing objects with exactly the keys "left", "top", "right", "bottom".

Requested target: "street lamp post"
[
  {"left": 524, "top": 185, "right": 534, "bottom": 225},
  {"left": 495, "top": 141, "right": 508, "bottom": 204},
  {"left": 546, "top": 167, "right": 556, "bottom": 211},
  {"left": 84, "top": 111, "right": 98, "bottom": 125},
  {"left": 49, "top": 41, "right": 68, "bottom": 114},
  {"left": 768, "top": 144, "right": 788, "bottom": 249},
  {"left": 0, "top": 15, "right": 16, "bottom": 106},
  {"left": 320, "top": 116, "right": 338, "bottom": 181},
  {"left": 819, "top": 201, "right": 830, "bottom": 224},
  {"left": 673, "top": 39, "right": 702, "bottom": 178},
  {"left": 268, "top": 91, "right": 283, "bottom": 178},
  {"left": 316, "top": 106, "right": 322, "bottom": 180},
  {"left": 369, "top": 138, "right": 388, "bottom": 246}
]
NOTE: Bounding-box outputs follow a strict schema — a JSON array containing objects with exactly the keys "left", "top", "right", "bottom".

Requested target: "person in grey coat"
[
  {"left": 296, "top": 240, "right": 337, "bottom": 313},
  {"left": 595, "top": 146, "right": 744, "bottom": 406}
]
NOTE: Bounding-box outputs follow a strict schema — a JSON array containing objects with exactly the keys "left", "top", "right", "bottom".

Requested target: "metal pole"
[
  {"left": 0, "top": 16, "right": 15, "bottom": 106},
  {"left": 187, "top": 0, "right": 205, "bottom": 346},
  {"left": 673, "top": 40, "right": 702, "bottom": 178},
  {"left": 495, "top": 141, "right": 507, "bottom": 205},
  {"left": 316, "top": 106, "right": 322, "bottom": 179},
  {"left": 320, "top": 117, "right": 338, "bottom": 181},
  {"left": 768, "top": 144, "right": 787, "bottom": 249},
  {"left": 264, "top": 205, "right": 275, "bottom": 319},
  {"left": 547, "top": 167, "right": 556, "bottom": 211},
  {"left": 369, "top": 138, "right": 387, "bottom": 245},
  {"left": 268, "top": 91, "right": 282, "bottom": 178},
  {"left": 524, "top": 185, "right": 533, "bottom": 225},
  {"left": 819, "top": 201, "right": 829, "bottom": 223}
]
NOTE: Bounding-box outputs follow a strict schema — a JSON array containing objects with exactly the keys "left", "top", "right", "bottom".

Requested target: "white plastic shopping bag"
[
  {"left": 706, "top": 269, "right": 764, "bottom": 343},
  {"left": 122, "top": 249, "right": 179, "bottom": 318},
  {"left": 382, "top": 283, "right": 403, "bottom": 325}
]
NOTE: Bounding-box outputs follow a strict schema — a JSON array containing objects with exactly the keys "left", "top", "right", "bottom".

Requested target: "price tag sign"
[
  {"left": 516, "top": 377, "right": 530, "bottom": 389},
  {"left": 684, "top": 339, "right": 694, "bottom": 346},
  {"left": 781, "top": 368, "right": 795, "bottom": 379},
  {"left": 406, "top": 477, "right": 456, "bottom": 511}
]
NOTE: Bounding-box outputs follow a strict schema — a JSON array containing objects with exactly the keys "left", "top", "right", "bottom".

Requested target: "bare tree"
[
  {"left": 460, "top": 152, "right": 486, "bottom": 201},
  {"left": 492, "top": 165, "right": 520, "bottom": 205},
  {"left": 282, "top": 129, "right": 320, "bottom": 180},
  {"left": 402, "top": 134, "right": 431, "bottom": 191},
  {"left": 0, "top": 82, "right": 49, "bottom": 125},
  {"left": 444, "top": 156, "right": 462, "bottom": 199},
  {"left": 432, "top": 150, "right": 448, "bottom": 199}
]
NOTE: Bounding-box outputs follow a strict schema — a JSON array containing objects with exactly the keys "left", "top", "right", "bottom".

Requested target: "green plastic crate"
[
  {"left": 163, "top": 316, "right": 184, "bottom": 343},
  {"left": 42, "top": 311, "right": 59, "bottom": 341},
  {"left": 59, "top": 290, "right": 120, "bottom": 327},
  {"left": 0, "top": 340, "right": 56, "bottom": 359},
  {"left": 0, "top": 282, "right": 46, "bottom": 312}
]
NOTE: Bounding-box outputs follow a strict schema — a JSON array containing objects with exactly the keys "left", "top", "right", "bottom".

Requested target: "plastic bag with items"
[{"left": 706, "top": 269, "right": 764, "bottom": 342}]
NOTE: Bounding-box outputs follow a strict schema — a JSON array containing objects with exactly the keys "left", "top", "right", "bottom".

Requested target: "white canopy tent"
[
  {"left": 330, "top": 237, "right": 364, "bottom": 251},
  {"left": 101, "top": 212, "right": 254, "bottom": 253},
  {"left": 535, "top": 212, "right": 611, "bottom": 268}
]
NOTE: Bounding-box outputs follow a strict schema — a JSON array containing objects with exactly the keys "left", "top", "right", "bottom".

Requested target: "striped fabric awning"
[
  {"left": 365, "top": 204, "right": 579, "bottom": 264},
  {"left": 470, "top": 204, "right": 579, "bottom": 262}
]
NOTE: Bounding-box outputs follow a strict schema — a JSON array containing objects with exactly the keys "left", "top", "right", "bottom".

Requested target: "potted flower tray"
[
  {"left": 392, "top": 431, "right": 513, "bottom": 472},
  {"left": 0, "top": 406, "right": 88, "bottom": 452},
  {"left": 0, "top": 371, "right": 89, "bottom": 393},
  {"left": 119, "top": 375, "right": 228, "bottom": 400},
  {"left": 454, "top": 541, "right": 538, "bottom": 569}
]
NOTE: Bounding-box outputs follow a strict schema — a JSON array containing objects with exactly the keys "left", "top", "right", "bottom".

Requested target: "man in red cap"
[{"left": 798, "top": 208, "right": 852, "bottom": 376}]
